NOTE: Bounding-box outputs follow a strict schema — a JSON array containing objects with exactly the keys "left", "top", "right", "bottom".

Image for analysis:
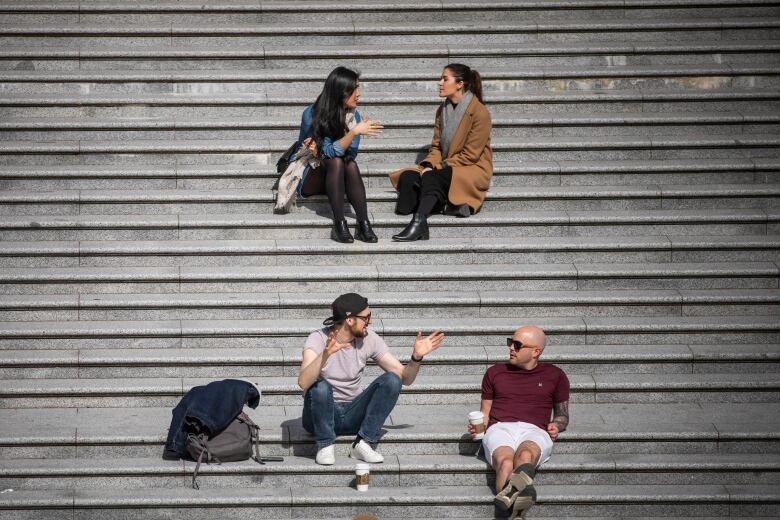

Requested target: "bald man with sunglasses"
[{"left": 468, "top": 325, "right": 570, "bottom": 519}]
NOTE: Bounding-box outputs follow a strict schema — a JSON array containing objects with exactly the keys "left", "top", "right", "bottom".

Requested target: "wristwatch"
[{"left": 410, "top": 353, "right": 424, "bottom": 363}]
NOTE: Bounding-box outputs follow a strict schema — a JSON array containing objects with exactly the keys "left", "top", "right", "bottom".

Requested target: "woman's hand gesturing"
[{"left": 353, "top": 119, "right": 384, "bottom": 137}]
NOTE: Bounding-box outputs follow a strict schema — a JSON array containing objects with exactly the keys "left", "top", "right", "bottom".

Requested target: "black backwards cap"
[{"left": 323, "top": 293, "right": 369, "bottom": 326}]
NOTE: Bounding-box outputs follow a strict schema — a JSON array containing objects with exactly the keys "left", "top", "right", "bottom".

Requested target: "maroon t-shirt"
[{"left": 481, "top": 362, "right": 570, "bottom": 430}]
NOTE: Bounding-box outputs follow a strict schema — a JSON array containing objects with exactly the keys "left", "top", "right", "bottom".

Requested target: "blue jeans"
[{"left": 302, "top": 372, "right": 402, "bottom": 450}]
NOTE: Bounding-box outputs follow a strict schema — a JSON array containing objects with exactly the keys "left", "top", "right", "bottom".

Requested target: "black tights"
[{"left": 301, "top": 157, "right": 368, "bottom": 221}]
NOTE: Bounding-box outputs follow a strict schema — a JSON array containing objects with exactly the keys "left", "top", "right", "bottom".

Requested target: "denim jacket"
[{"left": 297, "top": 104, "right": 362, "bottom": 160}]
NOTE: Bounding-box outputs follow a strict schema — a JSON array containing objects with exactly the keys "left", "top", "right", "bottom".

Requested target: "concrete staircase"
[{"left": 1, "top": 0, "right": 779, "bottom": 518}]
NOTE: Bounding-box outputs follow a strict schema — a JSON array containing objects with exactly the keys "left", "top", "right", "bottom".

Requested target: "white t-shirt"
[{"left": 304, "top": 327, "right": 390, "bottom": 403}]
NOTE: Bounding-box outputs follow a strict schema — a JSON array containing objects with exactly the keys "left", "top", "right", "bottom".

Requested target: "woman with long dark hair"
[
  {"left": 389, "top": 63, "right": 493, "bottom": 241},
  {"left": 296, "top": 66, "right": 384, "bottom": 243}
]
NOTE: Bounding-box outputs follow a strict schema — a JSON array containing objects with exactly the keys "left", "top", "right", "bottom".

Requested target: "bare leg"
[
  {"left": 506, "top": 441, "right": 541, "bottom": 519},
  {"left": 494, "top": 440, "right": 543, "bottom": 514},
  {"left": 492, "top": 446, "right": 516, "bottom": 491},
  {"left": 513, "top": 440, "right": 541, "bottom": 469}
]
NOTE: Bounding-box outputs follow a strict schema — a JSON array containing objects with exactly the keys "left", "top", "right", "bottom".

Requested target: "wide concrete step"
[
  {"left": 2, "top": 40, "right": 778, "bottom": 66},
  {"left": 5, "top": 89, "right": 778, "bottom": 120},
  {"left": 2, "top": 135, "right": 778, "bottom": 165},
  {"left": 0, "top": 315, "right": 778, "bottom": 351},
  {"left": 1, "top": 402, "right": 778, "bottom": 458},
  {"left": 1, "top": 236, "right": 777, "bottom": 268},
  {"left": 0, "top": 158, "right": 776, "bottom": 190},
  {"left": 3, "top": 0, "right": 778, "bottom": 22},
  {"left": 3, "top": 17, "right": 778, "bottom": 36},
  {"left": 3, "top": 88, "right": 778, "bottom": 108},
  {"left": 1, "top": 343, "right": 776, "bottom": 379},
  {"left": 2, "top": 64, "right": 778, "bottom": 96},
  {"left": 2, "top": 18, "right": 778, "bottom": 50},
  {"left": 2, "top": 184, "right": 779, "bottom": 216},
  {"left": 3, "top": 372, "right": 779, "bottom": 407},
  {"left": 0, "top": 484, "right": 776, "bottom": 519},
  {"left": 0, "top": 209, "right": 775, "bottom": 241},
  {"left": 1, "top": 287, "right": 779, "bottom": 321},
  {"left": 3, "top": 111, "right": 779, "bottom": 141},
  {"left": 2, "top": 260, "right": 778, "bottom": 295},
  {"left": 1, "top": 453, "right": 777, "bottom": 490}
]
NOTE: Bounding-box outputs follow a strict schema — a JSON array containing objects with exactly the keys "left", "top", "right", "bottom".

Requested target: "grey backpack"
[{"left": 185, "top": 412, "right": 281, "bottom": 489}]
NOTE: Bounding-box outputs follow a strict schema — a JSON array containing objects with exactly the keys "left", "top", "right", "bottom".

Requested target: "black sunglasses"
[{"left": 506, "top": 338, "right": 537, "bottom": 351}]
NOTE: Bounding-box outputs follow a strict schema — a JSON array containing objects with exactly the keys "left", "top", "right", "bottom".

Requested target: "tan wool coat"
[{"left": 389, "top": 95, "right": 493, "bottom": 212}]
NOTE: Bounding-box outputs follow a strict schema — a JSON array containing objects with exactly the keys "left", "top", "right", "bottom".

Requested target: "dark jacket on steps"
[{"left": 163, "top": 379, "right": 260, "bottom": 460}]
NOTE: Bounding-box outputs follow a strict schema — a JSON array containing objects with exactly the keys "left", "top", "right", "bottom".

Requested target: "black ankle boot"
[
  {"left": 392, "top": 213, "right": 429, "bottom": 242},
  {"left": 355, "top": 219, "right": 378, "bottom": 243},
  {"left": 330, "top": 219, "right": 354, "bottom": 243}
]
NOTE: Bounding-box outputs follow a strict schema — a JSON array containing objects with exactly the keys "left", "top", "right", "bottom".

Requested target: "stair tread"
[
  {"left": 2, "top": 0, "right": 775, "bottom": 11},
  {"left": 4, "top": 109, "right": 779, "bottom": 128},
  {"left": 0, "top": 315, "right": 778, "bottom": 337},
  {"left": 1, "top": 236, "right": 778, "bottom": 255},
  {"left": 2, "top": 183, "right": 779, "bottom": 201},
  {"left": 1, "top": 343, "right": 777, "bottom": 365},
  {"left": 3, "top": 88, "right": 779, "bottom": 104},
  {"left": 1, "top": 63, "right": 778, "bottom": 82},
  {"left": 1, "top": 372, "right": 779, "bottom": 396},
  {"left": 2, "top": 288, "right": 780, "bottom": 309},
  {"left": 0, "top": 209, "right": 774, "bottom": 229},
  {"left": 1, "top": 452, "right": 778, "bottom": 475},
  {"left": 2, "top": 135, "right": 779, "bottom": 154},
  {"left": 0, "top": 157, "right": 776, "bottom": 177},
  {"left": 4, "top": 39, "right": 780, "bottom": 56},
  {"left": 0, "top": 483, "right": 776, "bottom": 507},
  {"left": 4, "top": 16, "right": 780, "bottom": 33},
  {"left": 1, "top": 402, "right": 779, "bottom": 444}
]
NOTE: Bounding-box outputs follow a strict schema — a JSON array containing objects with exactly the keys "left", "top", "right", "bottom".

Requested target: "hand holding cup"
[{"left": 468, "top": 411, "right": 486, "bottom": 440}]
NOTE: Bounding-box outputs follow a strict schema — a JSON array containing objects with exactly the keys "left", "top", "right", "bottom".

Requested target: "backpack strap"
[
  {"left": 189, "top": 433, "right": 223, "bottom": 490},
  {"left": 240, "top": 415, "right": 264, "bottom": 465}
]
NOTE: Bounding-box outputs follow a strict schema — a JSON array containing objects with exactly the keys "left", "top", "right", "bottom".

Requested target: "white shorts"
[{"left": 482, "top": 421, "right": 554, "bottom": 468}]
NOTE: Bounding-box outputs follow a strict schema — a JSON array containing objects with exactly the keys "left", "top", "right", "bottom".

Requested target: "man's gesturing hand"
[
  {"left": 547, "top": 422, "right": 560, "bottom": 441},
  {"left": 412, "top": 330, "right": 445, "bottom": 359},
  {"left": 324, "top": 326, "right": 349, "bottom": 356}
]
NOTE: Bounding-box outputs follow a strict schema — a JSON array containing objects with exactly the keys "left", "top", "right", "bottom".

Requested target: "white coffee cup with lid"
[
  {"left": 355, "top": 462, "right": 370, "bottom": 491},
  {"left": 468, "top": 411, "right": 485, "bottom": 440}
]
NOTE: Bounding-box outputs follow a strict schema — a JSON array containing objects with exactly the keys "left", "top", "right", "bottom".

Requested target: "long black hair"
[
  {"left": 312, "top": 66, "right": 360, "bottom": 149},
  {"left": 444, "top": 63, "right": 483, "bottom": 103}
]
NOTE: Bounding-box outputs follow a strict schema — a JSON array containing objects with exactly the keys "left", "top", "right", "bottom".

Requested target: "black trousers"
[{"left": 395, "top": 167, "right": 453, "bottom": 215}]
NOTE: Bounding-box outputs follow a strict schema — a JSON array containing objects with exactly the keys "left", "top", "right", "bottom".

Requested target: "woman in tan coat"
[{"left": 389, "top": 63, "right": 493, "bottom": 241}]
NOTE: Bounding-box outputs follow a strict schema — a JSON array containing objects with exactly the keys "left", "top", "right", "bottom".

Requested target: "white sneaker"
[
  {"left": 349, "top": 439, "right": 384, "bottom": 463},
  {"left": 315, "top": 444, "right": 335, "bottom": 465}
]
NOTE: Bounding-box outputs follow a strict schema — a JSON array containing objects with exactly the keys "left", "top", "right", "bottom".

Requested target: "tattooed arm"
[{"left": 547, "top": 400, "right": 569, "bottom": 441}]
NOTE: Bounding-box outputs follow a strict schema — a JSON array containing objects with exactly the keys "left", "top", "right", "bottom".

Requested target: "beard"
[{"left": 350, "top": 322, "right": 369, "bottom": 338}]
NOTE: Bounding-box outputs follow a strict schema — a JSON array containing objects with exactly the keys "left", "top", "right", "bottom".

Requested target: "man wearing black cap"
[{"left": 298, "top": 292, "right": 445, "bottom": 465}]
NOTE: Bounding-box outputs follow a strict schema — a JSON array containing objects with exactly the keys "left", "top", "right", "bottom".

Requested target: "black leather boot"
[
  {"left": 391, "top": 214, "right": 429, "bottom": 242},
  {"left": 330, "top": 219, "right": 354, "bottom": 243},
  {"left": 355, "top": 219, "right": 378, "bottom": 243}
]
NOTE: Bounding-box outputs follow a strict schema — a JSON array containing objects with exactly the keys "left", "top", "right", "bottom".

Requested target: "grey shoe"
[
  {"left": 509, "top": 493, "right": 535, "bottom": 519},
  {"left": 494, "top": 470, "right": 534, "bottom": 510}
]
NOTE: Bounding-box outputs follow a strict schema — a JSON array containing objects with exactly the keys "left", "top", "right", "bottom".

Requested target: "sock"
[
  {"left": 352, "top": 435, "right": 363, "bottom": 448},
  {"left": 515, "top": 463, "right": 536, "bottom": 479}
]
